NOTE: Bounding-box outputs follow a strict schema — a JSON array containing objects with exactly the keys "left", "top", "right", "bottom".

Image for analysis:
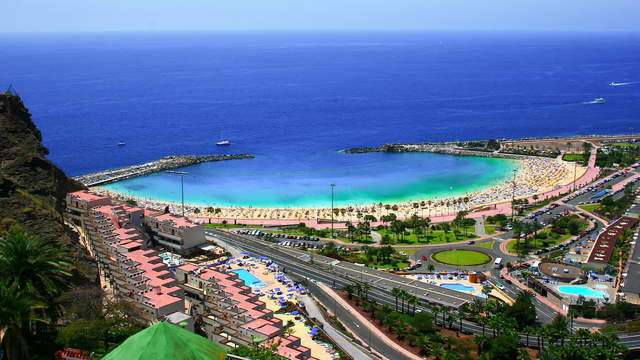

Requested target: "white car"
[{"left": 496, "top": 284, "right": 506, "bottom": 290}]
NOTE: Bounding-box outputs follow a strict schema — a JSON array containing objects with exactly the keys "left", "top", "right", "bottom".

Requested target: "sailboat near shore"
[{"left": 216, "top": 131, "right": 231, "bottom": 146}]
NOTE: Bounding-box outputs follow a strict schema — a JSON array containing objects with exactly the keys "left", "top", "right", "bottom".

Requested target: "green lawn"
[
  {"left": 611, "top": 142, "right": 638, "bottom": 148},
  {"left": 507, "top": 230, "right": 573, "bottom": 254},
  {"left": 484, "top": 224, "right": 496, "bottom": 235},
  {"left": 344, "top": 253, "right": 409, "bottom": 269},
  {"left": 474, "top": 241, "right": 495, "bottom": 249},
  {"left": 378, "top": 227, "right": 477, "bottom": 245},
  {"left": 432, "top": 250, "right": 491, "bottom": 266},
  {"left": 562, "top": 153, "right": 588, "bottom": 162},
  {"left": 579, "top": 204, "right": 601, "bottom": 213}
]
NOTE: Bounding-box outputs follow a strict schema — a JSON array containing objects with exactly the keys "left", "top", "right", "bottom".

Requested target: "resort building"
[
  {"left": 144, "top": 212, "right": 206, "bottom": 254},
  {"left": 587, "top": 217, "right": 638, "bottom": 267},
  {"left": 65, "top": 190, "right": 113, "bottom": 229},
  {"left": 175, "top": 264, "right": 316, "bottom": 360},
  {"left": 65, "top": 190, "right": 186, "bottom": 321}
]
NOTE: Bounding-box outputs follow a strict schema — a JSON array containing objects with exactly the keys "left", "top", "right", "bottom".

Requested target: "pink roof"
[
  {"left": 256, "top": 324, "right": 280, "bottom": 337},
  {"left": 70, "top": 190, "right": 109, "bottom": 202},
  {"left": 143, "top": 287, "right": 183, "bottom": 308},
  {"left": 178, "top": 264, "right": 199, "bottom": 272},
  {"left": 152, "top": 213, "right": 198, "bottom": 228},
  {"left": 114, "top": 228, "right": 141, "bottom": 240},
  {"left": 144, "top": 208, "right": 161, "bottom": 216},
  {"left": 115, "top": 241, "right": 142, "bottom": 250},
  {"left": 242, "top": 318, "right": 271, "bottom": 329}
]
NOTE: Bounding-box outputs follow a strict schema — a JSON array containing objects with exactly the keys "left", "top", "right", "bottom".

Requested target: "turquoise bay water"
[
  {"left": 100, "top": 152, "right": 518, "bottom": 208},
  {"left": 230, "top": 269, "right": 267, "bottom": 288}
]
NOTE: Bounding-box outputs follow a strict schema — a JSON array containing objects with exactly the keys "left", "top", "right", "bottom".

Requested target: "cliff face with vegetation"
[{"left": 0, "top": 93, "right": 97, "bottom": 282}]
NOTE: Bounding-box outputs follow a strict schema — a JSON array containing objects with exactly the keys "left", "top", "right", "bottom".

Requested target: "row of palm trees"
[
  {"left": 344, "top": 283, "right": 475, "bottom": 359},
  {"left": 0, "top": 225, "right": 73, "bottom": 360},
  {"left": 391, "top": 287, "right": 420, "bottom": 315}
]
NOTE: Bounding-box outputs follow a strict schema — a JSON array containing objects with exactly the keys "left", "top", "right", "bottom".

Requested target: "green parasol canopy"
[{"left": 102, "top": 321, "right": 227, "bottom": 360}]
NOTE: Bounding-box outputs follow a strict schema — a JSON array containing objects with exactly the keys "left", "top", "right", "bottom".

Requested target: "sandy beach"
[{"left": 94, "top": 157, "right": 584, "bottom": 223}]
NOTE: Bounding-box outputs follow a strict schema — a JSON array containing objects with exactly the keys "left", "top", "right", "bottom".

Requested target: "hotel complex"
[{"left": 65, "top": 190, "right": 316, "bottom": 359}]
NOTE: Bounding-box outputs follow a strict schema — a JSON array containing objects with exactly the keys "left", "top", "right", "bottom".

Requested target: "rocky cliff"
[{"left": 0, "top": 92, "right": 97, "bottom": 283}]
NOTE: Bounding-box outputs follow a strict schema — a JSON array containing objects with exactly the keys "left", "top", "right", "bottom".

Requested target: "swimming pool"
[
  {"left": 229, "top": 269, "right": 267, "bottom": 288},
  {"left": 440, "top": 283, "right": 475, "bottom": 292},
  {"left": 595, "top": 284, "right": 608, "bottom": 289},
  {"left": 558, "top": 286, "right": 606, "bottom": 298}
]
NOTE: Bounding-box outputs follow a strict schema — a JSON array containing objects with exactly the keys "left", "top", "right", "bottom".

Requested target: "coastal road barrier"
[{"left": 74, "top": 154, "right": 254, "bottom": 186}]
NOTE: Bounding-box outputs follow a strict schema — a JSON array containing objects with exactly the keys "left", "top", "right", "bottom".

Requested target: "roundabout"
[{"left": 432, "top": 249, "right": 492, "bottom": 266}]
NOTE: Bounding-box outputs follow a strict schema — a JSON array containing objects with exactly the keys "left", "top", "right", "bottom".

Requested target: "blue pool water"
[
  {"left": 440, "top": 283, "right": 475, "bottom": 292},
  {"left": 558, "top": 286, "right": 606, "bottom": 298},
  {"left": 230, "top": 269, "right": 267, "bottom": 288}
]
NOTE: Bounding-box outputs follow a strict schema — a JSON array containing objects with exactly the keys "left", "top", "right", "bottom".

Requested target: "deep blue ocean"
[{"left": 2, "top": 32, "right": 639, "bottom": 207}]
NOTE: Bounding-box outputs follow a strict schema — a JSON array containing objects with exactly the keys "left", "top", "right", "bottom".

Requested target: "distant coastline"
[{"left": 342, "top": 133, "right": 640, "bottom": 159}]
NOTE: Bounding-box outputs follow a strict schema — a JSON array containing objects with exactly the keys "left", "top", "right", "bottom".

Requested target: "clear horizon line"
[{"left": 1, "top": 28, "right": 640, "bottom": 36}]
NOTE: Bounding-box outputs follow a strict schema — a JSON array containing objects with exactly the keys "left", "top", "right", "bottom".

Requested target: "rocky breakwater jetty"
[
  {"left": 75, "top": 154, "right": 254, "bottom": 186},
  {"left": 343, "top": 142, "right": 537, "bottom": 160}
]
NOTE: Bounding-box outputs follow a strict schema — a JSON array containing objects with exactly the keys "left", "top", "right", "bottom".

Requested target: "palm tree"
[
  {"left": 475, "top": 315, "right": 488, "bottom": 335},
  {"left": 439, "top": 306, "right": 449, "bottom": 328},
  {"left": 392, "top": 288, "right": 402, "bottom": 312},
  {"left": 575, "top": 328, "right": 592, "bottom": 347},
  {"left": 567, "top": 308, "right": 578, "bottom": 334},
  {"left": 474, "top": 334, "right": 491, "bottom": 355},
  {"left": 353, "top": 282, "right": 363, "bottom": 300},
  {"left": 523, "top": 326, "right": 535, "bottom": 347},
  {"left": 0, "top": 280, "right": 46, "bottom": 360},
  {"left": 362, "top": 282, "right": 371, "bottom": 301},
  {"left": 399, "top": 290, "right": 408, "bottom": 313},
  {"left": 432, "top": 305, "right": 441, "bottom": 326},
  {"left": 407, "top": 295, "right": 418, "bottom": 316},
  {"left": 343, "top": 284, "right": 354, "bottom": 300},
  {"left": 0, "top": 226, "right": 72, "bottom": 317}
]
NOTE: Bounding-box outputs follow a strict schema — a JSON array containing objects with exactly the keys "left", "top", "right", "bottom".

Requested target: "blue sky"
[{"left": 1, "top": 0, "right": 639, "bottom": 33}]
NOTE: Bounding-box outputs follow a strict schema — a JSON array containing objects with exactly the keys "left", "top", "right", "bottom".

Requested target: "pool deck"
[
  {"left": 224, "top": 259, "right": 337, "bottom": 360},
  {"left": 403, "top": 273, "right": 513, "bottom": 304}
]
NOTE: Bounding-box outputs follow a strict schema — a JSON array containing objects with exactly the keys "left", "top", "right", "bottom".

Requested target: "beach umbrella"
[{"left": 102, "top": 322, "right": 226, "bottom": 360}]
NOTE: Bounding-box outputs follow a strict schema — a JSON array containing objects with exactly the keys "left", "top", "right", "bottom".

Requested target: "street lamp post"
[
  {"left": 511, "top": 169, "right": 517, "bottom": 220},
  {"left": 330, "top": 184, "right": 336, "bottom": 238},
  {"left": 166, "top": 170, "right": 189, "bottom": 216},
  {"left": 572, "top": 161, "right": 578, "bottom": 192}
]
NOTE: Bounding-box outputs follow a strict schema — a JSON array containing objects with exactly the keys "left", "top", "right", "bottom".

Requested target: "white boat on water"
[
  {"left": 117, "top": 141, "right": 126, "bottom": 146},
  {"left": 584, "top": 97, "right": 606, "bottom": 104},
  {"left": 609, "top": 82, "right": 634, "bottom": 86},
  {"left": 216, "top": 132, "right": 231, "bottom": 146}
]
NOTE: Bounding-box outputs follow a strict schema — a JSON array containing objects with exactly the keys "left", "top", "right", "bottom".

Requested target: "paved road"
[
  {"left": 300, "top": 294, "right": 377, "bottom": 360},
  {"left": 207, "top": 228, "right": 640, "bottom": 349}
]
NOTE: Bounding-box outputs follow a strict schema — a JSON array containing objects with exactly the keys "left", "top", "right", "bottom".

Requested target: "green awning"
[{"left": 102, "top": 321, "right": 227, "bottom": 360}]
